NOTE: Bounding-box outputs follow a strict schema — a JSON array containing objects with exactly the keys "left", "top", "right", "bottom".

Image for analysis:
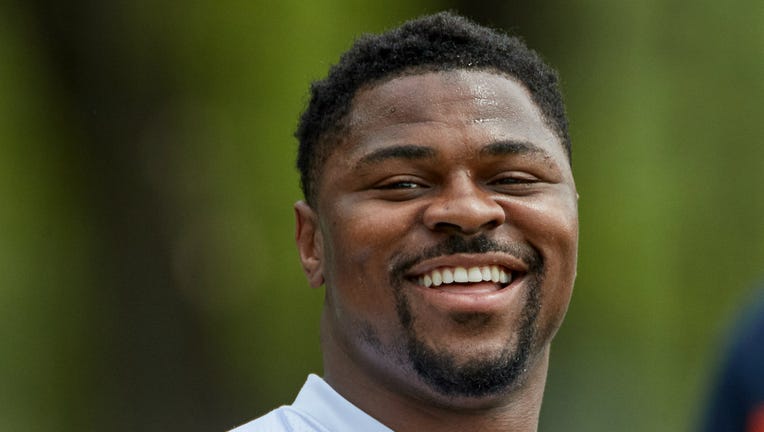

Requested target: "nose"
[{"left": 423, "top": 174, "right": 506, "bottom": 235}]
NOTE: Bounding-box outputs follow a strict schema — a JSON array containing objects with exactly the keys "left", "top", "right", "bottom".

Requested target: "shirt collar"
[{"left": 293, "top": 374, "right": 393, "bottom": 432}]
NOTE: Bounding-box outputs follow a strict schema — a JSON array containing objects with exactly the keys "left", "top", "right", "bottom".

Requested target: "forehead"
[{"left": 341, "top": 70, "right": 563, "bottom": 161}]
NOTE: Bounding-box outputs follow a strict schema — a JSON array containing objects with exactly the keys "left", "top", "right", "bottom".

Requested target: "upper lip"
[{"left": 403, "top": 252, "right": 529, "bottom": 279}]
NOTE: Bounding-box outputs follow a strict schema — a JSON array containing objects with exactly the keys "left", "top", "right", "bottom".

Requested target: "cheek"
[
  {"left": 320, "top": 201, "right": 419, "bottom": 317},
  {"left": 507, "top": 193, "right": 578, "bottom": 253},
  {"left": 327, "top": 201, "right": 414, "bottom": 265},
  {"left": 508, "top": 194, "right": 578, "bottom": 328}
]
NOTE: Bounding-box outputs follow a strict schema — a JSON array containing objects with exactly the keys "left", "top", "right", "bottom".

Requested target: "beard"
[{"left": 389, "top": 234, "right": 544, "bottom": 398}]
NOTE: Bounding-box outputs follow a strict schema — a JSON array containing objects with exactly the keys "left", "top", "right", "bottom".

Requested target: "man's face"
[{"left": 296, "top": 70, "right": 578, "bottom": 403}]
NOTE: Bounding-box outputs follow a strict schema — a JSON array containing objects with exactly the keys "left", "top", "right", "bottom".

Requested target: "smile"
[
  {"left": 415, "top": 265, "right": 513, "bottom": 288},
  {"left": 402, "top": 253, "right": 531, "bottom": 310}
]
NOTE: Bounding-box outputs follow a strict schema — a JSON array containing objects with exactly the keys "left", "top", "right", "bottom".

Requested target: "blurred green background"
[{"left": 1, "top": 1, "right": 762, "bottom": 431}]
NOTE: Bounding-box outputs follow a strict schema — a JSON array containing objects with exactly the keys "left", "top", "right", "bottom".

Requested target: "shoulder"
[{"left": 229, "top": 405, "right": 329, "bottom": 432}]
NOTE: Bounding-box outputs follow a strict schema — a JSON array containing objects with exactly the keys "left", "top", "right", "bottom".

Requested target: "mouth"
[
  {"left": 413, "top": 265, "right": 514, "bottom": 291},
  {"left": 404, "top": 251, "right": 528, "bottom": 298},
  {"left": 397, "top": 248, "right": 537, "bottom": 314},
  {"left": 405, "top": 262, "right": 526, "bottom": 313}
]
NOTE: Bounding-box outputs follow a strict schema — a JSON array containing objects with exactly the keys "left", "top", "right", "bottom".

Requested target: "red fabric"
[{"left": 748, "top": 404, "right": 764, "bottom": 432}]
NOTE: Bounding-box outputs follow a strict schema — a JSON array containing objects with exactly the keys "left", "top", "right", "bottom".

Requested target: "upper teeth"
[{"left": 417, "top": 265, "right": 511, "bottom": 288}]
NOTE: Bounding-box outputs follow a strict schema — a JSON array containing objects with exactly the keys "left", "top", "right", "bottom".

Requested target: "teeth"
[
  {"left": 467, "top": 267, "right": 483, "bottom": 282},
  {"left": 416, "top": 265, "right": 514, "bottom": 287},
  {"left": 481, "top": 266, "right": 492, "bottom": 280},
  {"left": 500, "top": 270, "right": 510, "bottom": 284},
  {"left": 431, "top": 270, "right": 442, "bottom": 286},
  {"left": 453, "top": 267, "right": 468, "bottom": 283},
  {"left": 442, "top": 268, "right": 454, "bottom": 283}
]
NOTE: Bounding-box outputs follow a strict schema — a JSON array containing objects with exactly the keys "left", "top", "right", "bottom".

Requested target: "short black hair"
[{"left": 296, "top": 11, "right": 569, "bottom": 206}]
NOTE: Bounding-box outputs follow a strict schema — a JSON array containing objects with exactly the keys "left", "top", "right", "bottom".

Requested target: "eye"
[
  {"left": 371, "top": 176, "right": 429, "bottom": 201},
  {"left": 489, "top": 173, "right": 541, "bottom": 193},
  {"left": 376, "top": 180, "right": 423, "bottom": 190},
  {"left": 493, "top": 176, "right": 537, "bottom": 185}
]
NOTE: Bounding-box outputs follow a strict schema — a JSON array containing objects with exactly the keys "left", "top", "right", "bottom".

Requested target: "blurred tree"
[{"left": 17, "top": 1, "right": 238, "bottom": 430}]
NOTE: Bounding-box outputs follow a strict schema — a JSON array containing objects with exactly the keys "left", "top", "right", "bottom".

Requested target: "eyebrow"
[
  {"left": 356, "top": 144, "right": 436, "bottom": 167},
  {"left": 479, "top": 140, "right": 549, "bottom": 158},
  {"left": 354, "top": 140, "right": 551, "bottom": 169}
]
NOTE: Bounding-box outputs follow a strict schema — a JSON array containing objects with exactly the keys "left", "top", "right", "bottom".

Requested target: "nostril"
[
  {"left": 428, "top": 209, "right": 505, "bottom": 233},
  {"left": 482, "top": 220, "right": 500, "bottom": 230},
  {"left": 432, "top": 220, "right": 498, "bottom": 235},
  {"left": 433, "top": 221, "right": 465, "bottom": 233}
]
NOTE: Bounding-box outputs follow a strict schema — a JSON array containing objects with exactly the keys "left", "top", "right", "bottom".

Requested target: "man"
[{"left": 233, "top": 11, "right": 578, "bottom": 432}]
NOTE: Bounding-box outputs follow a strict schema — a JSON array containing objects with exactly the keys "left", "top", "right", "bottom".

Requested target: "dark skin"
[{"left": 295, "top": 70, "right": 578, "bottom": 432}]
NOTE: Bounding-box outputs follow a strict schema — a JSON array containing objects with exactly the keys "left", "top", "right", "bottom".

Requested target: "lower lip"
[{"left": 412, "top": 276, "right": 525, "bottom": 313}]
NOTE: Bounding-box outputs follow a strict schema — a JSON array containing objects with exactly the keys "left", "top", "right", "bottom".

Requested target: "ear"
[{"left": 294, "top": 200, "right": 324, "bottom": 288}]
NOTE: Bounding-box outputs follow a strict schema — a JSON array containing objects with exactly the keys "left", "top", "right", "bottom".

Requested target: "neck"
[{"left": 322, "top": 318, "right": 550, "bottom": 432}]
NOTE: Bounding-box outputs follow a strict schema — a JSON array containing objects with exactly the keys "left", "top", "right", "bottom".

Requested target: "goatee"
[{"left": 390, "top": 234, "right": 544, "bottom": 397}]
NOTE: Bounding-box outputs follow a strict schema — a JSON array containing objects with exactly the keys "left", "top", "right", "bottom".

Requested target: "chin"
[{"left": 405, "top": 330, "right": 532, "bottom": 399}]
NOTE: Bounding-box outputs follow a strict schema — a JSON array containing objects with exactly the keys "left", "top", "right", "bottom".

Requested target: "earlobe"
[{"left": 294, "top": 201, "right": 324, "bottom": 288}]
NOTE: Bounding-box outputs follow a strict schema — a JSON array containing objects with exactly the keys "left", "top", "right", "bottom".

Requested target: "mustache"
[{"left": 390, "top": 234, "right": 543, "bottom": 278}]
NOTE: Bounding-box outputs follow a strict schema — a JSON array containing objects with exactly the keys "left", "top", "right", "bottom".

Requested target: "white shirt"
[{"left": 230, "top": 374, "right": 393, "bottom": 432}]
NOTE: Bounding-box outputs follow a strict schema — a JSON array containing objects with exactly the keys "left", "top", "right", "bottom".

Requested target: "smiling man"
[{"left": 232, "top": 11, "right": 578, "bottom": 432}]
